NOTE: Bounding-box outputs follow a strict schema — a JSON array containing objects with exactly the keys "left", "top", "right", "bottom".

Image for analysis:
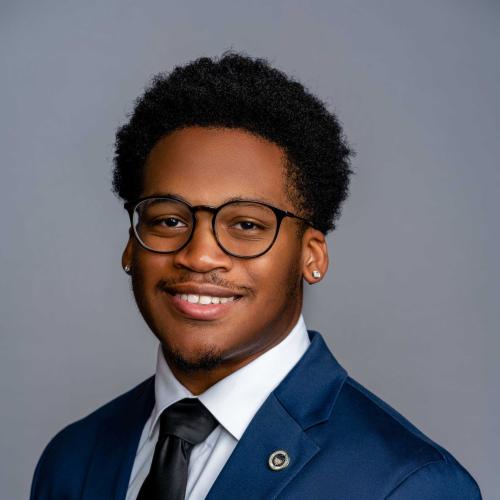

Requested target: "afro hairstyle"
[{"left": 112, "top": 52, "right": 354, "bottom": 234}]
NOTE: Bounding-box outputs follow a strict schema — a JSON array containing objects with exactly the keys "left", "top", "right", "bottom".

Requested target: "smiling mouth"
[
  {"left": 164, "top": 291, "right": 243, "bottom": 320},
  {"left": 173, "top": 293, "right": 240, "bottom": 305}
]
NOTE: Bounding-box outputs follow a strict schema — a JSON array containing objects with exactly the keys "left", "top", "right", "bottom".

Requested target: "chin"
[{"left": 161, "top": 342, "right": 224, "bottom": 374}]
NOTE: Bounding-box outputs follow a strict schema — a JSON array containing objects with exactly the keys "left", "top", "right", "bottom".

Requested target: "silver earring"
[
  {"left": 312, "top": 270, "right": 321, "bottom": 279},
  {"left": 124, "top": 264, "right": 131, "bottom": 274}
]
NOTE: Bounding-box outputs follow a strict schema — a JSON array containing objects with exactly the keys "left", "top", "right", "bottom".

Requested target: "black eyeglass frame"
[{"left": 124, "top": 195, "right": 315, "bottom": 259}]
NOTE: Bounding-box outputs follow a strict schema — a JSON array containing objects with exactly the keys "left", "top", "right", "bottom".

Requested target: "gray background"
[{"left": 1, "top": 1, "right": 498, "bottom": 498}]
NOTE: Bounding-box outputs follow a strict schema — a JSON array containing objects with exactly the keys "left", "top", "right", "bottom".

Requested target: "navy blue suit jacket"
[{"left": 31, "top": 331, "right": 481, "bottom": 499}]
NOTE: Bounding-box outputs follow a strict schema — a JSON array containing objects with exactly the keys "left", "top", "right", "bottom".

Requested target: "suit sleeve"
[
  {"left": 29, "top": 420, "right": 98, "bottom": 500},
  {"left": 30, "top": 434, "right": 59, "bottom": 500},
  {"left": 386, "top": 459, "right": 482, "bottom": 500}
]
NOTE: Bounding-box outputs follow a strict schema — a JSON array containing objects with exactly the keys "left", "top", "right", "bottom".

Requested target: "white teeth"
[{"left": 176, "top": 294, "right": 237, "bottom": 305}]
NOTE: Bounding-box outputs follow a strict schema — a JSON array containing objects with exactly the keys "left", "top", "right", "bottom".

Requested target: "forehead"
[{"left": 142, "top": 126, "right": 291, "bottom": 208}]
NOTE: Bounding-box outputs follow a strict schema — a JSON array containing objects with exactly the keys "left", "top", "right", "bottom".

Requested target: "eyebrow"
[{"left": 145, "top": 192, "right": 278, "bottom": 207}]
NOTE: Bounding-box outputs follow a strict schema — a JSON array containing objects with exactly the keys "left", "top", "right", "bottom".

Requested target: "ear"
[
  {"left": 121, "top": 229, "right": 133, "bottom": 271},
  {"left": 301, "top": 228, "right": 329, "bottom": 285}
]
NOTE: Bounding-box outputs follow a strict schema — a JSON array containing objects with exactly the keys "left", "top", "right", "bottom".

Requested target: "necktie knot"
[{"left": 159, "top": 398, "right": 218, "bottom": 445}]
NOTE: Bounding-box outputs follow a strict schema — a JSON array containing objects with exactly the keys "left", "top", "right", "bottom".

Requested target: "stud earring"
[
  {"left": 312, "top": 270, "right": 321, "bottom": 279},
  {"left": 123, "top": 264, "right": 131, "bottom": 274}
]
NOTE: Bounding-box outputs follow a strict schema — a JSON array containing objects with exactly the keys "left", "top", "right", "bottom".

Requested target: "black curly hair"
[{"left": 112, "top": 52, "right": 354, "bottom": 234}]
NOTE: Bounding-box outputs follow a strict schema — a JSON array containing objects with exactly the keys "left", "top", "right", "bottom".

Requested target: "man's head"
[{"left": 113, "top": 53, "right": 353, "bottom": 388}]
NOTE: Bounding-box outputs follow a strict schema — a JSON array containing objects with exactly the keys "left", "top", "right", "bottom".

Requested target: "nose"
[{"left": 172, "top": 211, "right": 233, "bottom": 273}]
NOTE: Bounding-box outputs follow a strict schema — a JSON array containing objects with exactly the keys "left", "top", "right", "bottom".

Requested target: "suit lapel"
[
  {"left": 206, "top": 393, "right": 320, "bottom": 499},
  {"left": 81, "top": 377, "right": 155, "bottom": 500},
  {"left": 207, "top": 331, "right": 347, "bottom": 499}
]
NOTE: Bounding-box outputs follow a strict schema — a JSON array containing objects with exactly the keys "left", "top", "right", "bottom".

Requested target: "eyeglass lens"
[{"left": 132, "top": 198, "right": 278, "bottom": 257}]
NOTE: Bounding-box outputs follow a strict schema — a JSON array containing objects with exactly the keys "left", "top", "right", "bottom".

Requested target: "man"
[{"left": 30, "top": 53, "right": 481, "bottom": 499}]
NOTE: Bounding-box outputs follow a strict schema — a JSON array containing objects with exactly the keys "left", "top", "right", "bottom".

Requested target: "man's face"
[{"left": 123, "top": 126, "right": 310, "bottom": 376}]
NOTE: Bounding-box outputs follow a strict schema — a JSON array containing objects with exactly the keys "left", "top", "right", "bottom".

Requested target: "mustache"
[{"left": 157, "top": 273, "right": 252, "bottom": 296}]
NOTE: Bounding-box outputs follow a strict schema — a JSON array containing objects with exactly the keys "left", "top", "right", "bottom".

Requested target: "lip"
[
  {"left": 161, "top": 282, "right": 244, "bottom": 321},
  {"left": 165, "top": 292, "right": 242, "bottom": 320}
]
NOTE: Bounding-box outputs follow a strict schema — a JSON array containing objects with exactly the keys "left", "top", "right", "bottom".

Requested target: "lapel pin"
[{"left": 268, "top": 450, "right": 290, "bottom": 471}]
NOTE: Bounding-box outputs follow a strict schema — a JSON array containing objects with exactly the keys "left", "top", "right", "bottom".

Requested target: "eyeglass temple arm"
[{"left": 281, "top": 209, "right": 315, "bottom": 228}]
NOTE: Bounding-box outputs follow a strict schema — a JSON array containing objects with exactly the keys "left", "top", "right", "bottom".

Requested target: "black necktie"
[{"left": 137, "top": 398, "right": 218, "bottom": 500}]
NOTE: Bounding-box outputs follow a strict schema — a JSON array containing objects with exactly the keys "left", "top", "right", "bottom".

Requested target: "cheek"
[
  {"left": 246, "top": 245, "right": 302, "bottom": 304},
  {"left": 131, "top": 250, "right": 170, "bottom": 305},
  {"left": 133, "top": 244, "right": 168, "bottom": 277}
]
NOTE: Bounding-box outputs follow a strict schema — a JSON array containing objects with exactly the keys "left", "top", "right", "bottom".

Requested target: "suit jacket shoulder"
[
  {"left": 30, "top": 377, "right": 154, "bottom": 500},
  {"left": 299, "top": 375, "right": 482, "bottom": 499}
]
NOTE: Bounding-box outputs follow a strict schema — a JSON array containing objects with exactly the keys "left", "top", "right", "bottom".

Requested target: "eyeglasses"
[{"left": 124, "top": 195, "right": 314, "bottom": 259}]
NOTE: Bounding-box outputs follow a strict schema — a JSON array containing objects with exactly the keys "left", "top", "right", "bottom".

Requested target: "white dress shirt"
[{"left": 125, "top": 314, "right": 310, "bottom": 500}]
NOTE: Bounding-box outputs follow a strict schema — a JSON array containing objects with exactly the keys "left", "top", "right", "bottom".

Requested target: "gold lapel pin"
[{"left": 268, "top": 450, "right": 290, "bottom": 471}]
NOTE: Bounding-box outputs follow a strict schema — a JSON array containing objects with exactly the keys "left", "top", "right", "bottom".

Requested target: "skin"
[{"left": 122, "top": 126, "right": 328, "bottom": 394}]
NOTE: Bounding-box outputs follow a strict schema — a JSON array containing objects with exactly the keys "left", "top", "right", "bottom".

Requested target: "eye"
[
  {"left": 233, "top": 220, "right": 267, "bottom": 233},
  {"left": 151, "top": 217, "right": 187, "bottom": 228},
  {"left": 234, "top": 221, "right": 264, "bottom": 231}
]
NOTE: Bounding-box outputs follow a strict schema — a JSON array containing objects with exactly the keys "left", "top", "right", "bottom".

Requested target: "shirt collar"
[{"left": 149, "top": 314, "right": 310, "bottom": 440}]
